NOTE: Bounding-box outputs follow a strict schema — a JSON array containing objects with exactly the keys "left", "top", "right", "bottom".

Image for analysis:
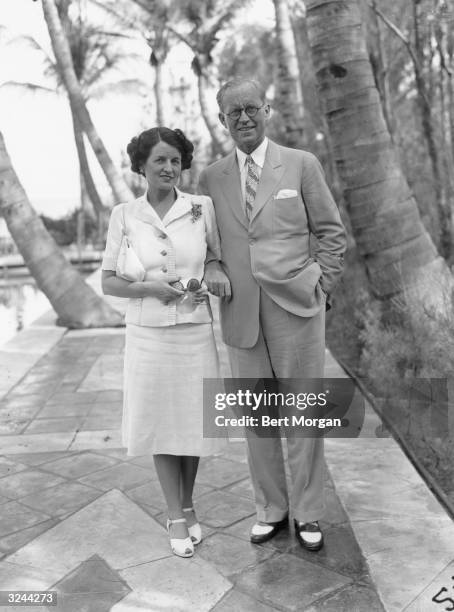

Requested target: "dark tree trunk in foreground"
[
  {"left": 0, "top": 132, "right": 123, "bottom": 329},
  {"left": 305, "top": 0, "right": 453, "bottom": 309}
]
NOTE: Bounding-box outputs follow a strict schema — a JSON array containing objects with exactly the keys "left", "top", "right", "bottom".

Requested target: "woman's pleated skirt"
[{"left": 123, "top": 322, "right": 224, "bottom": 456}]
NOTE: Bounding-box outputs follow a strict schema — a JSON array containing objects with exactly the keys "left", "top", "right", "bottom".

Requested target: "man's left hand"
[{"left": 204, "top": 261, "right": 232, "bottom": 300}]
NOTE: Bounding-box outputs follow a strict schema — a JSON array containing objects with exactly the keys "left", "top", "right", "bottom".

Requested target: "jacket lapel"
[
  {"left": 219, "top": 151, "right": 248, "bottom": 230},
  {"left": 133, "top": 190, "right": 192, "bottom": 228},
  {"left": 250, "top": 140, "right": 285, "bottom": 222},
  {"left": 163, "top": 190, "right": 192, "bottom": 226}
]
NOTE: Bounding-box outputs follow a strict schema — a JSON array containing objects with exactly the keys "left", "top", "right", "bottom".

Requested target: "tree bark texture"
[
  {"left": 41, "top": 0, "right": 133, "bottom": 204},
  {"left": 154, "top": 60, "right": 165, "bottom": 126},
  {"left": 273, "top": 0, "right": 305, "bottom": 148},
  {"left": 305, "top": 0, "right": 452, "bottom": 308},
  {"left": 70, "top": 101, "right": 105, "bottom": 218},
  {"left": 196, "top": 69, "right": 230, "bottom": 157},
  {"left": 0, "top": 132, "right": 123, "bottom": 328}
]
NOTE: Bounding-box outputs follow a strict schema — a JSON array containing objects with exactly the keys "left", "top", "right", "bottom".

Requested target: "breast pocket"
[{"left": 272, "top": 195, "right": 308, "bottom": 237}]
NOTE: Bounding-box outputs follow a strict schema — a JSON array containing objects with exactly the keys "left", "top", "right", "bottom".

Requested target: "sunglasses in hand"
[{"left": 170, "top": 278, "right": 202, "bottom": 292}]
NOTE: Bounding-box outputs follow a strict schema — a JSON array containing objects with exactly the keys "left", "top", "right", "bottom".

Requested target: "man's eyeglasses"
[{"left": 223, "top": 104, "right": 266, "bottom": 121}]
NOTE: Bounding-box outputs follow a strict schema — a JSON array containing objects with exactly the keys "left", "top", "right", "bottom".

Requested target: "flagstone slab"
[
  {"left": 36, "top": 402, "right": 93, "bottom": 418},
  {"left": 42, "top": 451, "right": 119, "bottom": 479},
  {"left": 197, "top": 532, "right": 274, "bottom": 578},
  {"left": 212, "top": 589, "right": 279, "bottom": 611},
  {"left": 52, "top": 554, "right": 131, "bottom": 612},
  {"left": 68, "top": 429, "right": 122, "bottom": 451},
  {"left": 7, "top": 490, "right": 170, "bottom": 575},
  {"left": 405, "top": 560, "right": 454, "bottom": 612},
  {"left": 78, "top": 354, "right": 123, "bottom": 392},
  {"left": 0, "top": 418, "right": 30, "bottom": 435},
  {"left": 113, "top": 556, "right": 231, "bottom": 612},
  {"left": 0, "top": 469, "right": 66, "bottom": 500},
  {"left": 304, "top": 582, "right": 385, "bottom": 611},
  {"left": 77, "top": 462, "right": 152, "bottom": 492},
  {"left": 89, "top": 401, "right": 123, "bottom": 417},
  {"left": 325, "top": 437, "right": 454, "bottom": 611},
  {"left": 195, "top": 490, "right": 255, "bottom": 528},
  {"left": 352, "top": 517, "right": 454, "bottom": 611},
  {"left": 0, "top": 501, "right": 51, "bottom": 537},
  {"left": 4, "top": 451, "right": 77, "bottom": 466},
  {"left": 0, "top": 560, "right": 58, "bottom": 591},
  {"left": 196, "top": 457, "right": 249, "bottom": 488},
  {"left": 235, "top": 553, "right": 351, "bottom": 611},
  {"left": 285, "top": 523, "right": 369, "bottom": 580},
  {"left": 80, "top": 413, "right": 122, "bottom": 431},
  {"left": 24, "top": 417, "right": 85, "bottom": 434},
  {"left": 0, "top": 432, "right": 74, "bottom": 455},
  {"left": 0, "top": 402, "right": 43, "bottom": 421},
  {"left": 19, "top": 482, "right": 102, "bottom": 518},
  {"left": 221, "top": 440, "right": 248, "bottom": 464},
  {"left": 0, "top": 518, "right": 58, "bottom": 556},
  {"left": 46, "top": 391, "right": 99, "bottom": 406}
]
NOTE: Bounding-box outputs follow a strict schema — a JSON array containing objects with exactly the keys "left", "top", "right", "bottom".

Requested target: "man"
[{"left": 199, "top": 78, "right": 346, "bottom": 550}]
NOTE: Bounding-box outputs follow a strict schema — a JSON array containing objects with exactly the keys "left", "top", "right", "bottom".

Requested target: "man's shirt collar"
[{"left": 236, "top": 137, "right": 269, "bottom": 169}]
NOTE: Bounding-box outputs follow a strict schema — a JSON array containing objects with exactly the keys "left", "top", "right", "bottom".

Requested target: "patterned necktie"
[{"left": 245, "top": 155, "right": 259, "bottom": 220}]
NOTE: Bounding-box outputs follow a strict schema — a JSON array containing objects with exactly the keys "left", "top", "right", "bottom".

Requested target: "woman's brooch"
[{"left": 191, "top": 203, "right": 202, "bottom": 223}]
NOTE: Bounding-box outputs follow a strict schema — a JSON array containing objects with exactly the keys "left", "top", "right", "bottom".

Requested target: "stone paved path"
[
  {"left": 0, "top": 325, "right": 386, "bottom": 611},
  {"left": 0, "top": 292, "right": 453, "bottom": 611}
]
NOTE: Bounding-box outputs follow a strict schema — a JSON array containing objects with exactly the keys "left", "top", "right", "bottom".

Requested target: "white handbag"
[{"left": 116, "top": 205, "right": 146, "bottom": 282}]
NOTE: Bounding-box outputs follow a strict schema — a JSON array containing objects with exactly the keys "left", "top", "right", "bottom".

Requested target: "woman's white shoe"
[
  {"left": 166, "top": 518, "right": 194, "bottom": 558},
  {"left": 183, "top": 507, "right": 202, "bottom": 545}
]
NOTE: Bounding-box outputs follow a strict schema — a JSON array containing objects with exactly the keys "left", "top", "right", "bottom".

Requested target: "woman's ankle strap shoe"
[
  {"left": 166, "top": 518, "right": 194, "bottom": 558},
  {"left": 182, "top": 507, "right": 202, "bottom": 545}
]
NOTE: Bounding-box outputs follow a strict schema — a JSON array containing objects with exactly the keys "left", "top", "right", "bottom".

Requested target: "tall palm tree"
[
  {"left": 272, "top": 0, "right": 305, "bottom": 148},
  {"left": 305, "top": 0, "right": 453, "bottom": 309},
  {"left": 0, "top": 132, "right": 123, "bottom": 328},
  {"left": 166, "top": 0, "right": 247, "bottom": 157},
  {"left": 40, "top": 0, "right": 133, "bottom": 204},
  {"left": 93, "top": 0, "right": 170, "bottom": 126},
  {"left": 3, "top": 21, "right": 144, "bottom": 219}
]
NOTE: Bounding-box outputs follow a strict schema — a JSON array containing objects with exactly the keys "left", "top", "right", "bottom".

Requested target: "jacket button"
[
  {"left": 249, "top": 238, "right": 256, "bottom": 245},
  {"left": 161, "top": 266, "right": 167, "bottom": 273},
  {"left": 160, "top": 233, "right": 167, "bottom": 239},
  {"left": 160, "top": 250, "right": 167, "bottom": 256}
]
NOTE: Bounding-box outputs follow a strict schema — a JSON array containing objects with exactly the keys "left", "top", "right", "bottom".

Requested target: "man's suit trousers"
[{"left": 227, "top": 290, "right": 326, "bottom": 523}]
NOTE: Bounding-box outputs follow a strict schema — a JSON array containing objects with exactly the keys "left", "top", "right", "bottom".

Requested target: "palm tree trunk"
[
  {"left": 273, "top": 0, "right": 305, "bottom": 148},
  {"left": 197, "top": 71, "right": 230, "bottom": 157},
  {"left": 41, "top": 0, "right": 132, "bottom": 204},
  {"left": 70, "top": 101, "right": 105, "bottom": 218},
  {"left": 154, "top": 61, "right": 165, "bottom": 126},
  {"left": 305, "top": 0, "right": 453, "bottom": 309},
  {"left": 0, "top": 132, "right": 123, "bottom": 328}
]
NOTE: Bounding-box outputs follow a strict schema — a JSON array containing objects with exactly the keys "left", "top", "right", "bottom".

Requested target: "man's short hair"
[{"left": 216, "top": 78, "right": 267, "bottom": 111}]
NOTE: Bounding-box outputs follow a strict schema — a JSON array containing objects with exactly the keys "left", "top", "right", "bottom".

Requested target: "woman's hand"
[
  {"left": 143, "top": 279, "right": 185, "bottom": 304},
  {"left": 191, "top": 285, "right": 209, "bottom": 305}
]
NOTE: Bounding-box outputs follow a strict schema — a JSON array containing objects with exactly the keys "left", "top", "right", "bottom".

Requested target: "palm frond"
[
  {"left": 88, "top": 78, "right": 148, "bottom": 99},
  {"left": 0, "top": 81, "right": 57, "bottom": 96}
]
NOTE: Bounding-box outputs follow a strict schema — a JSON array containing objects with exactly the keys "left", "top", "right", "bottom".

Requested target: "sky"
[{"left": 0, "top": 0, "right": 275, "bottom": 219}]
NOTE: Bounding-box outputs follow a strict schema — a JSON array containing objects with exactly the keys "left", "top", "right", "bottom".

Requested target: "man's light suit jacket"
[{"left": 199, "top": 140, "right": 347, "bottom": 348}]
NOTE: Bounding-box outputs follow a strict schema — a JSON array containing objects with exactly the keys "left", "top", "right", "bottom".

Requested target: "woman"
[{"left": 101, "top": 127, "right": 229, "bottom": 558}]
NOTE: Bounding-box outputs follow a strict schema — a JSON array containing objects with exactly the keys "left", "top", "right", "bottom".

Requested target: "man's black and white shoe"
[
  {"left": 250, "top": 517, "right": 288, "bottom": 544},
  {"left": 294, "top": 520, "right": 324, "bottom": 551}
]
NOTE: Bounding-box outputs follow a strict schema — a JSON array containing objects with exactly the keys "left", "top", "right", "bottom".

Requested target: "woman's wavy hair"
[{"left": 126, "top": 127, "right": 194, "bottom": 174}]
